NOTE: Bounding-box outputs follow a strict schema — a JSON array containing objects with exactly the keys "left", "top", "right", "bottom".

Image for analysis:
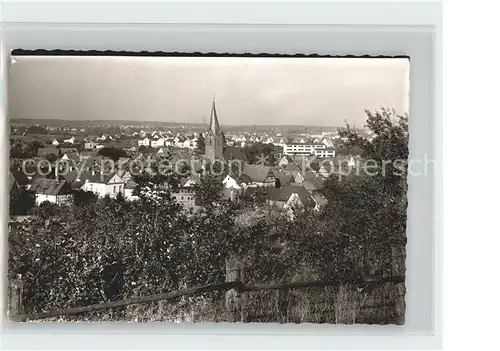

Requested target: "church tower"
[{"left": 205, "top": 99, "right": 224, "bottom": 161}]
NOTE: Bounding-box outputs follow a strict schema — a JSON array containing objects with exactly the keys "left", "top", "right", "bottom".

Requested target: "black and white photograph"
[{"left": 7, "top": 52, "right": 410, "bottom": 324}]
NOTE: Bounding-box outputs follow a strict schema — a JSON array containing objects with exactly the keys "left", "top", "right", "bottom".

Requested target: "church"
[{"left": 204, "top": 99, "right": 247, "bottom": 163}]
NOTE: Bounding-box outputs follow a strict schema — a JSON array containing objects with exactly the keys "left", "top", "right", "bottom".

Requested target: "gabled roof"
[
  {"left": 9, "top": 172, "right": 20, "bottom": 193},
  {"left": 180, "top": 174, "right": 201, "bottom": 187},
  {"left": 279, "top": 155, "right": 294, "bottom": 163},
  {"left": 60, "top": 147, "right": 78, "bottom": 154},
  {"left": 243, "top": 165, "right": 274, "bottom": 183},
  {"left": 32, "top": 178, "right": 71, "bottom": 196},
  {"left": 267, "top": 184, "right": 312, "bottom": 205},
  {"left": 79, "top": 151, "right": 97, "bottom": 158},
  {"left": 37, "top": 147, "right": 59, "bottom": 157},
  {"left": 11, "top": 170, "right": 29, "bottom": 186},
  {"left": 273, "top": 171, "right": 294, "bottom": 186},
  {"left": 311, "top": 193, "right": 328, "bottom": 207},
  {"left": 62, "top": 152, "right": 80, "bottom": 162},
  {"left": 117, "top": 157, "right": 131, "bottom": 167},
  {"left": 302, "top": 177, "right": 325, "bottom": 192},
  {"left": 284, "top": 163, "right": 301, "bottom": 172},
  {"left": 80, "top": 171, "right": 123, "bottom": 184}
]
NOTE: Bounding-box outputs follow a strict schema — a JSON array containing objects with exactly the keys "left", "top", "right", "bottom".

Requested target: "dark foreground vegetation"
[{"left": 8, "top": 109, "right": 408, "bottom": 324}]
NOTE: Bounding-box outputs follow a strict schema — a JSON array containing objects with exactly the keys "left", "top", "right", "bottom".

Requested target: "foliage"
[
  {"left": 196, "top": 133, "right": 205, "bottom": 154},
  {"left": 98, "top": 147, "right": 128, "bottom": 162},
  {"left": 195, "top": 173, "right": 224, "bottom": 207},
  {"left": 10, "top": 189, "right": 36, "bottom": 215},
  {"left": 9, "top": 141, "right": 45, "bottom": 159},
  {"left": 73, "top": 190, "right": 98, "bottom": 207},
  {"left": 8, "top": 108, "right": 409, "bottom": 324},
  {"left": 26, "top": 125, "right": 49, "bottom": 134},
  {"left": 244, "top": 143, "right": 278, "bottom": 166}
]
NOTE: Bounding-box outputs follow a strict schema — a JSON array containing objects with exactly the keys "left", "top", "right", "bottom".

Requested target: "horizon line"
[{"left": 9, "top": 117, "right": 357, "bottom": 129}]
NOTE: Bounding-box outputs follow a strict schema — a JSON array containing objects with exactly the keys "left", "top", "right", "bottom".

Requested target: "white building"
[
  {"left": 222, "top": 175, "right": 243, "bottom": 201},
  {"left": 85, "top": 141, "right": 98, "bottom": 150},
  {"left": 138, "top": 138, "right": 150, "bottom": 147},
  {"left": 283, "top": 143, "right": 327, "bottom": 156},
  {"left": 151, "top": 138, "right": 166, "bottom": 148},
  {"left": 171, "top": 187, "right": 198, "bottom": 210},
  {"left": 312, "top": 147, "right": 336, "bottom": 158},
  {"left": 32, "top": 179, "right": 73, "bottom": 206},
  {"left": 82, "top": 172, "right": 125, "bottom": 198},
  {"left": 64, "top": 136, "right": 76, "bottom": 144}
]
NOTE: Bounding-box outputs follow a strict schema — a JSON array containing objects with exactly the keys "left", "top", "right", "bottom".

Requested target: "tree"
[
  {"left": 26, "top": 125, "right": 48, "bottom": 134},
  {"left": 73, "top": 190, "right": 98, "bottom": 206},
  {"left": 196, "top": 133, "right": 205, "bottom": 154},
  {"left": 98, "top": 147, "right": 127, "bottom": 162},
  {"left": 10, "top": 189, "right": 36, "bottom": 215},
  {"left": 195, "top": 173, "right": 224, "bottom": 208}
]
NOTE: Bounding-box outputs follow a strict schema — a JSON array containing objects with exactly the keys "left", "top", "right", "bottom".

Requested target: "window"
[{"left": 113, "top": 186, "right": 116, "bottom": 193}]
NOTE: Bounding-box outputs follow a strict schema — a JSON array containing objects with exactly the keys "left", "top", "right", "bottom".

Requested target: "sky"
[{"left": 8, "top": 56, "right": 410, "bottom": 127}]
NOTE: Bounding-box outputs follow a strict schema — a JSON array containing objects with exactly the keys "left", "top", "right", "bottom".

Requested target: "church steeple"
[
  {"left": 209, "top": 98, "right": 221, "bottom": 136},
  {"left": 205, "top": 98, "right": 224, "bottom": 161}
]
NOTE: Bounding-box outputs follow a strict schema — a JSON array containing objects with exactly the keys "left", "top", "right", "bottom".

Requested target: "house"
[
  {"left": 283, "top": 163, "right": 302, "bottom": 173},
  {"left": 123, "top": 180, "right": 139, "bottom": 201},
  {"left": 318, "top": 162, "right": 333, "bottom": 179},
  {"left": 242, "top": 165, "right": 275, "bottom": 187},
  {"left": 31, "top": 178, "right": 73, "bottom": 206},
  {"left": 138, "top": 138, "right": 150, "bottom": 147},
  {"left": 60, "top": 147, "right": 78, "bottom": 154},
  {"left": 312, "top": 147, "right": 336, "bottom": 159},
  {"left": 10, "top": 170, "right": 30, "bottom": 190},
  {"left": 37, "top": 147, "right": 59, "bottom": 158},
  {"left": 116, "top": 169, "right": 133, "bottom": 183},
  {"left": 222, "top": 175, "right": 243, "bottom": 200},
  {"left": 117, "top": 157, "right": 131, "bottom": 170},
  {"left": 79, "top": 151, "right": 97, "bottom": 161},
  {"left": 61, "top": 152, "right": 80, "bottom": 163},
  {"left": 301, "top": 177, "right": 325, "bottom": 192},
  {"left": 151, "top": 138, "right": 165, "bottom": 148},
  {"left": 273, "top": 171, "right": 294, "bottom": 187},
  {"left": 283, "top": 143, "right": 327, "bottom": 156},
  {"left": 293, "top": 171, "right": 305, "bottom": 184},
  {"left": 278, "top": 155, "right": 293, "bottom": 168},
  {"left": 174, "top": 135, "right": 188, "bottom": 148},
  {"left": 85, "top": 141, "right": 98, "bottom": 150},
  {"left": 171, "top": 187, "right": 198, "bottom": 209},
  {"left": 51, "top": 139, "right": 59, "bottom": 146},
  {"left": 348, "top": 156, "right": 357, "bottom": 167},
  {"left": 180, "top": 174, "right": 201, "bottom": 188},
  {"left": 81, "top": 172, "right": 125, "bottom": 198},
  {"left": 157, "top": 147, "right": 170, "bottom": 156},
  {"left": 267, "top": 184, "right": 313, "bottom": 213},
  {"left": 322, "top": 138, "right": 335, "bottom": 148},
  {"left": 63, "top": 136, "right": 76, "bottom": 144}
]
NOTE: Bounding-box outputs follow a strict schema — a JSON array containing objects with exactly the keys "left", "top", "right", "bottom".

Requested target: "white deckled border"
[{"left": 0, "top": 1, "right": 442, "bottom": 350}]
